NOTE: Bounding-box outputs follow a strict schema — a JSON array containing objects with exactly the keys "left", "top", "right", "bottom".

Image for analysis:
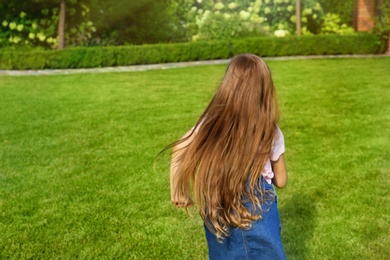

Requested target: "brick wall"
[
  {"left": 354, "top": 0, "right": 376, "bottom": 31},
  {"left": 354, "top": 0, "right": 390, "bottom": 54}
]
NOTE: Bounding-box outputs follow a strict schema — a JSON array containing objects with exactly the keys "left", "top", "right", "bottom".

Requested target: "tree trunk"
[
  {"left": 296, "top": 0, "right": 301, "bottom": 35},
  {"left": 58, "top": 0, "right": 66, "bottom": 49}
]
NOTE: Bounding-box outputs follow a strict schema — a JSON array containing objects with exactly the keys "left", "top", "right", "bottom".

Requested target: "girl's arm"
[
  {"left": 271, "top": 154, "right": 288, "bottom": 189},
  {"left": 170, "top": 130, "right": 195, "bottom": 207}
]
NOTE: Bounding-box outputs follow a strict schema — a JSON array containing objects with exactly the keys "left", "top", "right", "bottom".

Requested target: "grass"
[{"left": 0, "top": 57, "right": 389, "bottom": 259}]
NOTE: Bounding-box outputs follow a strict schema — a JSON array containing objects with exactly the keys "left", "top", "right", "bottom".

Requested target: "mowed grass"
[{"left": 0, "top": 57, "right": 389, "bottom": 259}]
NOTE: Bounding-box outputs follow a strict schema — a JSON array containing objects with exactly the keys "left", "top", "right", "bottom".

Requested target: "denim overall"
[{"left": 204, "top": 178, "right": 286, "bottom": 260}]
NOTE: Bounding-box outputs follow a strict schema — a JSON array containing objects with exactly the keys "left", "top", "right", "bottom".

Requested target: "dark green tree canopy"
[{"left": 88, "top": 0, "right": 192, "bottom": 45}]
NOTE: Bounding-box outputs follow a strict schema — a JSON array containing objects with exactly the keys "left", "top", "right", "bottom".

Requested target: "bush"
[
  {"left": 320, "top": 13, "right": 355, "bottom": 35},
  {"left": 0, "top": 3, "right": 95, "bottom": 49},
  {"left": 0, "top": 34, "right": 382, "bottom": 70}
]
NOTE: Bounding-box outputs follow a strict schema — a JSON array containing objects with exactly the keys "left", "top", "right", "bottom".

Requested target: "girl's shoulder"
[
  {"left": 275, "top": 125, "right": 283, "bottom": 138},
  {"left": 271, "top": 126, "right": 285, "bottom": 161}
]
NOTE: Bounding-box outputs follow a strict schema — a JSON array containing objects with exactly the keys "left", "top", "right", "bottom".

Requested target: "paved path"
[{"left": 0, "top": 54, "right": 388, "bottom": 76}]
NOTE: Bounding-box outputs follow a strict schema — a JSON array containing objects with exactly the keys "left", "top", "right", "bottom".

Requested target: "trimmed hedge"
[{"left": 0, "top": 34, "right": 382, "bottom": 70}]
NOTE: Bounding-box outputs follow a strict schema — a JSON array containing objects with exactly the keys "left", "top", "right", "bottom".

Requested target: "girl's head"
[
  {"left": 172, "top": 54, "right": 279, "bottom": 240},
  {"left": 220, "top": 53, "right": 275, "bottom": 105},
  {"left": 211, "top": 53, "right": 277, "bottom": 124}
]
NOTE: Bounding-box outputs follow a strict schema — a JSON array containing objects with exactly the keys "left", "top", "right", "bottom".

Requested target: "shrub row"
[{"left": 0, "top": 33, "right": 382, "bottom": 70}]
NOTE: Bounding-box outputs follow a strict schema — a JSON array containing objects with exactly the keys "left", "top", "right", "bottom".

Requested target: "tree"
[
  {"left": 58, "top": 0, "right": 65, "bottom": 49},
  {"left": 87, "top": 0, "right": 191, "bottom": 45},
  {"left": 296, "top": 0, "right": 301, "bottom": 35}
]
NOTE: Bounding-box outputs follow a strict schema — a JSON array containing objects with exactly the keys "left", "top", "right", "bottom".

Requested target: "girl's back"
[{"left": 166, "top": 54, "right": 288, "bottom": 259}]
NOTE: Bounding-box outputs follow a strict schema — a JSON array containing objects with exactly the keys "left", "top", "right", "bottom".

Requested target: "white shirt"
[{"left": 262, "top": 126, "right": 285, "bottom": 184}]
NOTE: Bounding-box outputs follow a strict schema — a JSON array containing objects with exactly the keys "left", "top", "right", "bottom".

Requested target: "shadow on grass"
[{"left": 280, "top": 194, "right": 317, "bottom": 260}]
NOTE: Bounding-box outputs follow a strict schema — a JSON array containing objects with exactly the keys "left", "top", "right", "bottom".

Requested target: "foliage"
[
  {"left": 320, "top": 13, "right": 355, "bottom": 35},
  {"left": 256, "top": 0, "right": 323, "bottom": 35},
  {"left": 317, "top": 0, "right": 354, "bottom": 26},
  {"left": 373, "top": 0, "right": 390, "bottom": 52},
  {"left": 0, "top": 58, "right": 389, "bottom": 259},
  {"left": 172, "top": 0, "right": 196, "bottom": 42},
  {"left": 0, "top": 34, "right": 382, "bottom": 70},
  {"left": 232, "top": 34, "right": 380, "bottom": 56},
  {"left": 0, "top": 0, "right": 95, "bottom": 49},
  {"left": 0, "top": 0, "right": 385, "bottom": 48},
  {"left": 186, "top": 0, "right": 325, "bottom": 41},
  {"left": 0, "top": 0, "right": 191, "bottom": 47},
  {"left": 88, "top": 0, "right": 192, "bottom": 45},
  {"left": 0, "top": 0, "right": 373, "bottom": 47},
  {"left": 187, "top": 1, "right": 267, "bottom": 41}
]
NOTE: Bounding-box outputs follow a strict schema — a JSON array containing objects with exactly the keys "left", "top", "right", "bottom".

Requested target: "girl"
[{"left": 166, "top": 54, "right": 287, "bottom": 259}]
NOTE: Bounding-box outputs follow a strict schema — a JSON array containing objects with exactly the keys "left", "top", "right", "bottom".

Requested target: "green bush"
[
  {"left": 0, "top": 34, "right": 382, "bottom": 70},
  {"left": 0, "top": 2, "right": 95, "bottom": 49},
  {"left": 233, "top": 34, "right": 381, "bottom": 56}
]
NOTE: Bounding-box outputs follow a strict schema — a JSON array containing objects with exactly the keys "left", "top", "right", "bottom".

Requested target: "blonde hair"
[{"left": 168, "top": 54, "right": 279, "bottom": 239}]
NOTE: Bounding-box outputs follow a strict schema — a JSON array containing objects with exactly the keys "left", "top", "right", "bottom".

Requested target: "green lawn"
[{"left": 1, "top": 57, "right": 389, "bottom": 259}]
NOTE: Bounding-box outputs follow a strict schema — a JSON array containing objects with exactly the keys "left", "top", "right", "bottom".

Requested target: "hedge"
[{"left": 0, "top": 34, "right": 382, "bottom": 70}]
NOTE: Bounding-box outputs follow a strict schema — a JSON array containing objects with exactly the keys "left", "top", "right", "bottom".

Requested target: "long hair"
[{"left": 167, "top": 54, "right": 279, "bottom": 239}]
